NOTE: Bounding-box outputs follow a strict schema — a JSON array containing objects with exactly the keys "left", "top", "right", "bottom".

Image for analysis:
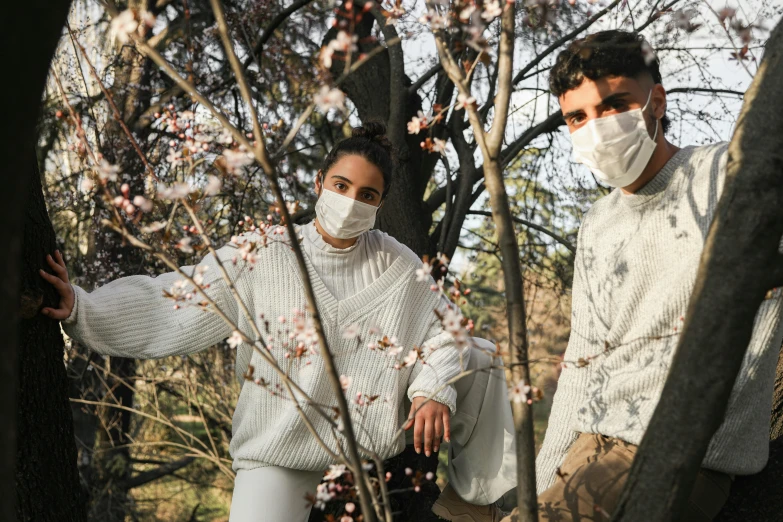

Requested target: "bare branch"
[
  {"left": 122, "top": 456, "right": 196, "bottom": 490},
  {"left": 244, "top": 0, "right": 317, "bottom": 68},
  {"left": 467, "top": 210, "right": 576, "bottom": 255}
]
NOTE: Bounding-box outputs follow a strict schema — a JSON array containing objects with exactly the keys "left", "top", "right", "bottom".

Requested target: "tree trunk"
[
  {"left": 2, "top": 1, "right": 77, "bottom": 521},
  {"left": 717, "top": 345, "right": 783, "bottom": 521},
  {"left": 17, "top": 152, "right": 88, "bottom": 521},
  {"left": 612, "top": 19, "right": 783, "bottom": 522}
]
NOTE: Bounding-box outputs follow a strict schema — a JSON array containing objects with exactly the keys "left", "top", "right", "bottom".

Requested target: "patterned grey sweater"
[{"left": 536, "top": 143, "right": 783, "bottom": 492}]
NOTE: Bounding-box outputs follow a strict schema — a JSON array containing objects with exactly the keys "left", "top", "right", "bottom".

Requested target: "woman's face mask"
[
  {"left": 315, "top": 188, "right": 379, "bottom": 239},
  {"left": 570, "top": 90, "right": 659, "bottom": 188}
]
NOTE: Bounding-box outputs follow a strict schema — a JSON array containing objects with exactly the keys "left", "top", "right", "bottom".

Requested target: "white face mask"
[
  {"left": 570, "top": 90, "right": 659, "bottom": 188},
  {"left": 315, "top": 188, "right": 378, "bottom": 239}
]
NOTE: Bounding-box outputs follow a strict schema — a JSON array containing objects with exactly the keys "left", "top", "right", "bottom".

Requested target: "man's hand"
[
  {"left": 404, "top": 396, "right": 450, "bottom": 457},
  {"left": 39, "top": 250, "right": 75, "bottom": 320}
]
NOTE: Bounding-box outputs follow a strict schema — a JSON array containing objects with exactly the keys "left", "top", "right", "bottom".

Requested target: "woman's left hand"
[{"left": 404, "top": 396, "right": 450, "bottom": 457}]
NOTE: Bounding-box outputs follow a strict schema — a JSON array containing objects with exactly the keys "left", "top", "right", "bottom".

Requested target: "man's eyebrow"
[
  {"left": 599, "top": 92, "right": 632, "bottom": 105},
  {"left": 329, "top": 175, "right": 381, "bottom": 196},
  {"left": 562, "top": 108, "right": 584, "bottom": 121}
]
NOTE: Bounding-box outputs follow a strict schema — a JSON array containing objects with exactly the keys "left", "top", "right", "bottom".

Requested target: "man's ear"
[{"left": 651, "top": 84, "right": 667, "bottom": 120}]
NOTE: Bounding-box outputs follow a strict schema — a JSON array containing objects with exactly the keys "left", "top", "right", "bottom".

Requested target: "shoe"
[{"left": 432, "top": 484, "right": 505, "bottom": 522}]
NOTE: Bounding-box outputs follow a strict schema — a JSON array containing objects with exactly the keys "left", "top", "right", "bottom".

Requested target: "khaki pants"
[{"left": 538, "top": 433, "right": 732, "bottom": 522}]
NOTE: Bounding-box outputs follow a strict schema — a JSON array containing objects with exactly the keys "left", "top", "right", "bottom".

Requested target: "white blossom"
[
  {"left": 340, "top": 375, "right": 352, "bottom": 392},
  {"left": 481, "top": 0, "right": 502, "bottom": 21},
  {"left": 314, "top": 86, "right": 346, "bottom": 112},
  {"left": 110, "top": 10, "right": 138, "bottom": 44},
  {"left": 509, "top": 379, "right": 531, "bottom": 404},
  {"left": 97, "top": 159, "right": 120, "bottom": 182},
  {"left": 342, "top": 323, "right": 361, "bottom": 340},
  {"left": 223, "top": 149, "right": 255, "bottom": 173},
  {"left": 403, "top": 350, "right": 418, "bottom": 367},
  {"left": 416, "top": 261, "right": 432, "bottom": 282},
  {"left": 205, "top": 175, "right": 222, "bottom": 196},
  {"left": 324, "top": 464, "right": 347, "bottom": 481},
  {"left": 227, "top": 330, "right": 244, "bottom": 348}
]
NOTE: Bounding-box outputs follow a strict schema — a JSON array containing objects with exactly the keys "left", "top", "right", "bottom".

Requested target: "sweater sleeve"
[
  {"left": 535, "top": 225, "right": 597, "bottom": 494},
  {"left": 406, "top": 294, "right": 469, "bottom": 416},
  {"left": 62, "top": 242, "right": 243, "bottom": 360}
]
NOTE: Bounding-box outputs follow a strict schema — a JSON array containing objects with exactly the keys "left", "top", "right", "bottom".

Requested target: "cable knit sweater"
[
  {"left": 63, "top": 222, "right": 467, "bottom": 472},
  {"left": 536, "top": 143, "right": 783, "bottom": 492}
]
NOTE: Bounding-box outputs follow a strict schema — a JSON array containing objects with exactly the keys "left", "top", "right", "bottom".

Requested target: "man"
[{"left": 502, "top": 30, "right": 783, "bottom": 521}]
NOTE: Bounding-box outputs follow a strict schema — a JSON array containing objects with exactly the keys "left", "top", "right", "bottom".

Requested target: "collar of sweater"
[
  {"left": 301, "top": 221, "right": 365, "bottom": 254},
  {"left": 619, "top": 145, "right": 696, "bottom": 209}
]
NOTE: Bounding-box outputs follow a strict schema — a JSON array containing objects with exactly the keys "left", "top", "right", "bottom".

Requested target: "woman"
[{"left": 41, "top": 123, "right": 516, "bottom": 522}]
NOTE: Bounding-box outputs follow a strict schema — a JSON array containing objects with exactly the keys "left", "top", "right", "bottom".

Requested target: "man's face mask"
[
  {"left": 315, "top": 187, "right": 378, "bottom": 240},
  {"left": 570, "top": 90, "right": 659, "bottom": 188}
]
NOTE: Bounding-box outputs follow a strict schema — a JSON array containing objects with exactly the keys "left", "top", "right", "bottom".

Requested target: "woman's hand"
[
  {"left": 404, "top": 396, "right": 451, "bottom": 457},
  {"left": 39, "top": 250, "right": 75, "bottom": 321}
]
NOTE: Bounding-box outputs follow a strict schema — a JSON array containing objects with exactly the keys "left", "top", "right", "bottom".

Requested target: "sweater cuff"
[
  {"left": 62, "top": 284, "right": 79, "bottom": 326},
  {"left": 407, "top": 383, "right": 457, "bottom": 416}
]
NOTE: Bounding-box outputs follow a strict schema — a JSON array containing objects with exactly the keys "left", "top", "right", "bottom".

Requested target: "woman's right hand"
[{"left": 39, "top": 250, "right": 75, "bottom": 321}]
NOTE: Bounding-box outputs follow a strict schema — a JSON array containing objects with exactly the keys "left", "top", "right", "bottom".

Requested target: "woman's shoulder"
[{"left": 365, "top": 229, "right": 422, "bottom": 268}]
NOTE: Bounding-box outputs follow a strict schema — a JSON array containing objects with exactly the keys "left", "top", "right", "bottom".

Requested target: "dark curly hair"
[
  {"left": 321, "top": 121, "right": 396, "bottom": 198},
  {"left": 549, "top": 30, "right": 670, "bottom": 133}
]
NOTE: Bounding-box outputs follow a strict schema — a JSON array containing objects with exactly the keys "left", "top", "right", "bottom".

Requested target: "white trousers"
[{"left": 229, "top": 339, "right": 517, "bottom": 522}]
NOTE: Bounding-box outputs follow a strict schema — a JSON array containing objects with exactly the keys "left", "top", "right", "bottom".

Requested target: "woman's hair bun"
[
  {"left": 351, "top": 121, "right": 393, "bottom": 155},
  {"left": 351, "top": 121, "right": 387, "bottom": 141}
]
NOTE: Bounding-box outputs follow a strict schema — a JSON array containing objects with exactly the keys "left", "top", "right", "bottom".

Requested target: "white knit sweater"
[
  {"left": 536, "top": 143, "right": 783, "bottom": 492},
  {"left": 63, "top": 222, "right": 467, "bottom": 472}
]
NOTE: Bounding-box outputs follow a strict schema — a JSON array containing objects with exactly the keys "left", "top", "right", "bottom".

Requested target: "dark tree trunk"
[
  {"left": 1, "top": 1, "right": 77, "bottom": 521},
  {"left": 717, "top": 345, "right": 783, "bottom": 521},
  {"left": 613, "top": 19, "right": 783, "bottom": 522},
  {"left": 17, "top": 153, "right": 88, "bottom": 521}
]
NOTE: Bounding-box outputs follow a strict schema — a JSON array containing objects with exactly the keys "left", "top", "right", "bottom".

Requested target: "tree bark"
[
  {"left": 17, "top": 152, "right": 88, "bottom": 521},
  {"left": 716, "top": 344, "right": 783, "bottom": 521},
  {"left": 612, "top": 19, "right": 783, "bottom": 522},
  {"left": 1, "top": 1, "right": 77, "bottom": 521}
]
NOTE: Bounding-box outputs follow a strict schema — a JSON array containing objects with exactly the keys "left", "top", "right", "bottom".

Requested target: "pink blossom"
[
  {"left": 342, "top": 323, "right": 361, "bottom": 340},
  {"left": 141, "top": 221, "right": 166, "bottom": 233},
  {"left": 324, "top": 464, "right": 347, "bottom": 481},
  {"left": 432, "top": 138, "right": 447, "bottom": 156},
  {"left": 340, "top": 375, "right": 352, "bottom": 392},
  {"left": 176, "top": 237, "right": 194, "bottom": 254},
  {"left": 455, "top": 93, "right": 476, "bottom": 111},
  {"left": 403, "top": 350, "right": 418, "bottom": 367},
  {"left": 223, "top": 149, "right": 254, "bottom": 173},
  {"left": 481, "top": 0, "right": 502, "bottom": 21},
  {"left": 166, "top": 148, "right": 183, "bottom": 166}
]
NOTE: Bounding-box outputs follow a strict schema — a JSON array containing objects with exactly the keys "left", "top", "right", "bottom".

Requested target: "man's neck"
[
  {"left": 622, "top": 137, "right": 681, "bottom": 195},
  {"left": 314, "top": 218, "right": 358, "bottom": 249}
]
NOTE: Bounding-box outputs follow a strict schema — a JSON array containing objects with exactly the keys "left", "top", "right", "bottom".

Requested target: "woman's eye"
[
  {"left": 334, "top": 182, "right": 346, "bottom": 190},
  {"left": 361, "top": 192, "right": 375, "bottom": 202}
]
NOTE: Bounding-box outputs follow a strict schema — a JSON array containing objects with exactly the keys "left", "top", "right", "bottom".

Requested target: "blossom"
[
  {"left": 342, "top": 323, "right": 361, "bottom": 340},
  {"left": 407, "top": 112, "right": 428, "bottom": 134},
  {"left": 81, "top": 178, "right": 95, "bottom": 192},
  {"left": 455, "top": 93, "right": 476, "bottom": 110},
  {"left": 509, "top": 379, "right": 531, "bottom": 404},
  {"left": 97, "top": 159, "right": 120, "bottom": 182},
  {"left": 481, "top": 0, "right": 502, "bottom": 21},
  {"left": 141, "top": 220, "right": 166, "bottom": 233},
  {"left": 217, "top": 129, "right": 234, "bottom": 146},
  {"left": 324, "top": 464, "right": 347, "bottom": 481},
  {"left": 227, "top": 330, "right": 244, "bottom": 348},
  {"left": 419, "top": 9, "right": 449, "bottom": 30},
  {"left": 159, "top": 182, "right": 191, "bottom": 200},
  {"left": 313, "top": 482, "right": 335, "bottom": 510},
  {"left": 133, "top": 195, "right": 152, "bottom": 212},
  {"left": 110, "top": 10, "right": 138, "bottom": 44},
  {"left": 176, "top": 236, "right": 193, "bottom": 254},
  {"left": 314, "top": 86, "right": 346, "bottom": 112},
  {"left": 432, "top": 138, "right": 447, "bottom": 156},
  {"left": 223, "top": 149, "right": 254, "bottom": 173},
  {"left": 166, "top": 148, "right": 183, "bottom": 166},
  {"left": 416, "top": 261, "right": 432, "bottom": 282},
  {"left": 205, "top": 175, "right": 222, "bottom": 196},
  {"left": 403, "top": 349, "right": 418, "bottom": 367},
  {"left": 459, "top": 4, "right": 476, "bottom": 21},
  {"left": 340, "top": 375, "right": 352, "bottom": 392}
]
